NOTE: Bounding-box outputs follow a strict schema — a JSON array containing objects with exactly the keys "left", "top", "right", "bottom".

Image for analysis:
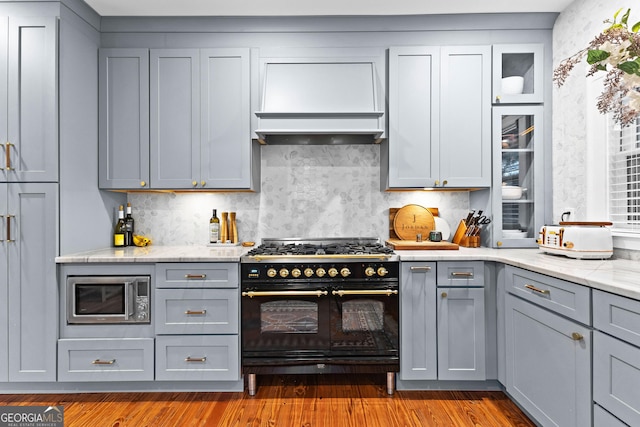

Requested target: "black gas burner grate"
[{"left": 246, "top": 241, "right": 395, "bottom": 257}]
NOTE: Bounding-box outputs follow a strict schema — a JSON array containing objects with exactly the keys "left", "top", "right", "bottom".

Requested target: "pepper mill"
[
  {"left": 220, "top": 212, "right": 228, "bottom": 243},
  {"left": 229, "top": 212, "right": 238, "bottom": 244}
]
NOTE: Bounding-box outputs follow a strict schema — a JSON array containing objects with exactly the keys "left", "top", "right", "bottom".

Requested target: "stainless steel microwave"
[{"left": 67, "top": 276, "right": 150, "bottom": 324}]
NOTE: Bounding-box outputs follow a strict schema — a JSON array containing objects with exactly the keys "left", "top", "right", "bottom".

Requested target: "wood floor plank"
[{"left": 0, "top": 374, "right": 535, "bottom": 426}]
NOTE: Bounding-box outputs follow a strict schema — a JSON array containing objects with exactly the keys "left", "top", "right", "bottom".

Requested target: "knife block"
[{"left": 452, "top": 220, "right": 481, "bottom": 248}]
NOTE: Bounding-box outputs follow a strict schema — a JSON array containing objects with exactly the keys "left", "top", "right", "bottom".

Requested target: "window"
[{"left": 609, "top": 117, "right": 640, "bottom": 233}]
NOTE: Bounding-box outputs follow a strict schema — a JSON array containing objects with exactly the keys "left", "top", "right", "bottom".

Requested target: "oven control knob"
[
  {"left": 267, "top": 268, "right": 277, "bottom": 278},
  {"left": 316, "top": 268, "right": 326, "bottom": 277},
  {"left": 377, "top": 267, "right": 389, "bottom": 277},
  {"left": 365, "top": 267, "right": 376, "bottom": 277},
  {"left": 304, "top": 268, "right": 314, "bottom": 277},
  {"left": 340, "top": 267, "right": 351, "bottom": 277},
  {"left": 328, "top": 268, "right": 338, "bottom": 277},
  {"left": 291, "top": 268, "right": 302, "bottom": 278},
  {"left": 279, "top": 268, "right": 289, "bottom": 278}
]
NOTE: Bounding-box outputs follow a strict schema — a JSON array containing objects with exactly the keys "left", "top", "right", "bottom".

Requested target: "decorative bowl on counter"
[
  {"left": 502, "top": 185, "right": 526, "bottom": 200},
  {"left": 501, "top": 76, "right": 524, "bottom": 95}
]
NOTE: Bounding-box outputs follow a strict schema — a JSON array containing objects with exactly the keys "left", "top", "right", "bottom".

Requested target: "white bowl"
[
  {"left": 502, "top": 186, "right": 525, "bottom": 200},
  {"left": 501, "top": 76, "right": 524, "bottom": 95}
]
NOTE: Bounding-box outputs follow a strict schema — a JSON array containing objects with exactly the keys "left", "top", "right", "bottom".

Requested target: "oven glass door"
[
  {"left": 241, "top": 285, "right": 331, "bottom": 357},
  {"left": 330, "top": 284, "right": 399, "bottom": 357}
]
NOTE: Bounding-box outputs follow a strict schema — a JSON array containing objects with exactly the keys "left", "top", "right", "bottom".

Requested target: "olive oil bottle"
[
  {"left": 209, "top": 209, "right": 220, "bottom": 243},
  {"left": 113, "top": 205, "right": 126, "bottom": 247}
]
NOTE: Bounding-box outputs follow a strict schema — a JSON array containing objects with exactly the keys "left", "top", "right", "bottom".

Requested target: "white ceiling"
[{"left": 83, "top": 0, "right": 574, "bottom": 17}]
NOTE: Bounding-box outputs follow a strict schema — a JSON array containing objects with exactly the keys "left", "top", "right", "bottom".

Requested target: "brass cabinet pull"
[
  {"left": 524, "top": 284, "right": 550, "bottom": 295},
  {"left": 451, "top": 272, "right": 473, "bottom": 278},
  {"left": 185, "top": 356, "right": 206, "bottom": 363},
  {"left": 201, "top": 181, "right": 206, "bottom": 187},
  {"left": 571, "top": 332, "right": 584, "bottom": 341},
  {"left": 5, "top": 142, "right": 13, "bottom": 170},
  {"left": 441, "top": 292, "right": 448, "bottom": 298},
  {"left": 192, "top": 180, "right": 198, "bottom": 187},
  {"left": 331, "top": 289, "right": 398, "bottom": 297},
  {"left": 92, "top": 359, "right": 115, "bottom": 365},
  {"left": 185, "top": 309, "right": 207, "bottom": 315},
  {"left": 140, "top": 181, "right": 146, "bottom": 187},
  {"left": 442, "top": 180, "right": 448, "bottom": 186},
  {"left": 6, "top": 215, "right": 14, "bottom": 242},
  {"left": 242, "top": 290, "right": 328, "bottom": 298},
  {"left": 185, "top": 274, "right": 207, "bottom": 279},
  {"left": 410, "top": 266, "right": 432, "bottom": 271},
  {"left": 434, "top": 180, "right": 440, "bottom": 186}
]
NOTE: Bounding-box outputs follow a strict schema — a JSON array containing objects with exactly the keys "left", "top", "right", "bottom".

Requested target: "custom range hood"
[{"left": 254, "top": 49, "right": 386, "bottom": 144}]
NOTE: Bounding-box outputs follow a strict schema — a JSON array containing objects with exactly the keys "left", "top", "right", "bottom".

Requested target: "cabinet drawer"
[
  {"left": 155, "top": 288, "right": 239, "bottom": 334},
  {"left": 594, "top": 404, "right": 629, "bottom": 427},
  {"left": 156, "top": 263, "right": 238, "bottom": 288},
  {"left": 437, "top": 261, "right": 484, "bottom": 287},
  {"left": 593, "top": 290, "right": 640, "bottom": 348},
  {"left": 506, "top": 265, "right": 590, "bottom": 324},
  {"left": 58, "top": 338, "right": 154, "bottom": 382},
  {"left": 594, "top": 331, "right": 640, "bottom": 427},
  {"left": 155, "top": 335, "right": 239, "bottom": 381}
]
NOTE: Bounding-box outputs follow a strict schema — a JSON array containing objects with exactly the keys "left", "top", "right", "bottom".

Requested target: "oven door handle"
[
  {"left": 241, "top": 290, "right": 328, "bottom": 298},
  {"left": 332, "top": 289, "right": 398, "bottom": 297}
]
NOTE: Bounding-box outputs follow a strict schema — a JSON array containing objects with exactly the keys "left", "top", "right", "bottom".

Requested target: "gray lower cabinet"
[
  {"left": 593, "top": 289, "right": 640, "bottom": 426},
  {"left": 2, "top": 183, "right": 58, "bottom": 382},
  {"left": 57, "top": 338, "right": 154, "bottom": 382},
  {"left": 399, "top": 262, "right": 437, "bottom": 380},
  {"left": 437, "top": 287, "right": 485, "bottom": 380},
  {"left": 1, "top": 16, "right": 58, "bottom": 183},
  {"left": 504, "top": 266, "right": 591, "bottom": 427},
  {"left": 154, "top": 263, "right": 240, "bottom": 381},
  {"left": 386, "top": 45, "right": 490, "bottom": 189}
]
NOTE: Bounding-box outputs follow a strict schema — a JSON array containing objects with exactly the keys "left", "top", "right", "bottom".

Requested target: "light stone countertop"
[{"left": 56, "top": 245, "right": 640, "bottom": 301}]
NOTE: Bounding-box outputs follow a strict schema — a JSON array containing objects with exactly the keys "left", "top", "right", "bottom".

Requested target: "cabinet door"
[
  {"left": 437, "top": 287, "right": 486, "bottom": 380},
  {"left": 492, "top": 106, "right": 544, "bottom": 248},
  {"left": 505, "top": 294, "right": 591, "bottom": 427},
  {"left": 0, "top": 184, "right": 5, "bottom": 381},
  {"left": 98, "top": 48, "right": 150, "bottom": 190},
  {"left": 399, "top": 262, "right": 437, "bottom": 380},
  {"left": 6, "top": 17, "right": 58, "bottom": 182},
  {"left": 439, "top": 46, "right": 491, "bottom": 188},
  {"left": 593, "top": 331, "right": 640, "bottom": 427},
  {"left": 492, "top": 44, "right": 544, "bottom": 104},
  {"left": 150, "top": 49, "right": 201, "bottom": 189},
  {"left": 200, "top": 48, "right": 252, "bottom": 189},
  {"left": 7, "top": 183, "right": 58, "bottom": 381},
  {"left": 387, "top": 46, "right": 440, "bottom": 188}
]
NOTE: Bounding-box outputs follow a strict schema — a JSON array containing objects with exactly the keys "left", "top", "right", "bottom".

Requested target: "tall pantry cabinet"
[{"left": 0, "top": 12, "right": 58, "bottom": 382}]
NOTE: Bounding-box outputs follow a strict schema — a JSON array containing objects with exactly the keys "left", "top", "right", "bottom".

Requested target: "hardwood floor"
[{"left": 0, "top": 374, "right": 535, "bottom": 426}]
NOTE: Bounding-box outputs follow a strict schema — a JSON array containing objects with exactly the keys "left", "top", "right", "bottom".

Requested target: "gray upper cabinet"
[
  {"left": 150, "top": 49, "right": 200, "bottom": 189},
  {"left": 387, "top": 45, "right": 491, "bottom": 189},
  {"left": 0, "top": 17, "right": 58, "bottom": 183},
  {"left": 100, "top": 47, "right": 257, "bottom": 191},
  {"left": 492, "top": 44, "right": 544, "bottom": 104},
  {"left": 98, "top": 48, "right": 150, "bottom": 190},
  {"left": 200, "top": 48, "right": 256, "bottom": 190}
]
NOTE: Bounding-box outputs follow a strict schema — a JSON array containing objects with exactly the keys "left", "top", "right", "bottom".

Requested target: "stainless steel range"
[{"left": 240, "top": 237, "right": 399, "bottom": 395}]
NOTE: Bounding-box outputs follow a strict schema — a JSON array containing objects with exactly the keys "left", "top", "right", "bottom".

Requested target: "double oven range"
[{"left": 240, "top": 238, "right": 399, "bottom": 395}]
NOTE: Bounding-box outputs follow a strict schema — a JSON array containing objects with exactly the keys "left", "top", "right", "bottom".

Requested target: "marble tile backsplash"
[{"left": 128, "top": 144, "right": 470, "bottom": 246}]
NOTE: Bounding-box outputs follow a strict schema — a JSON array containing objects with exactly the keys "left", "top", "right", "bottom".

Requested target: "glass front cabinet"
[
  {"left": 492, "top": 44, "right": 544, "bottom": 104},
  {"left": 492, "top": 106, "right": 544, "bottom": 248}
]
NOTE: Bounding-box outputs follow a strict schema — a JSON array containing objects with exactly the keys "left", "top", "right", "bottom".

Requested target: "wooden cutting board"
[
  {"left": 386, "top": 239, "right": 459, "bottom": 250},
  {"left": 392, "top": 204, "right": 435, "bottom": 241},
  {"left": 389, "top": 207, "right": 438, "bottom": 239}
]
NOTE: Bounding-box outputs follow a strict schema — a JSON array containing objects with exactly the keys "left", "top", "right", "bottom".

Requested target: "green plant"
[{"left": 554, "top": 8, "right": 640, "bottom": 126}]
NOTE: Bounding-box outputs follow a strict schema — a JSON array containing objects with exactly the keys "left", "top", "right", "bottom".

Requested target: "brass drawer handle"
[
  {"left": 410, "top": 266, "right": 432, "bottom": 271},
  {"left": 92, "top": 359, "right": 116, "bottom": 365},
  {"left": 185, "top": 356, "right": 207, "bottom": 363},
  {"left": 451, "top": 272, "right": 473, "bottom": 278},
  {"left": 242, "top": 290, "right": 328, "bottom": 298},
  {"left": 185, "top": 309, "right": 207, "bottom": 315},
  {"left": 524, "top": 284, "right": 550, "bottom": 295},
  {"left": 5, "top": 142, "right": 13, "bottom": 170},
  {"left": 332, "top": 289, "right": 398, "bottom": 297},
  {"left": 185, "top": 274, "right": 207, "bottom": 279}
]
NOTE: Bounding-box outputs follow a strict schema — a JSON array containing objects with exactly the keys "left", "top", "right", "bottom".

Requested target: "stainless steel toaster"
[{"left": 537, "top": 222, "right": 613, "bottom": 259}]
